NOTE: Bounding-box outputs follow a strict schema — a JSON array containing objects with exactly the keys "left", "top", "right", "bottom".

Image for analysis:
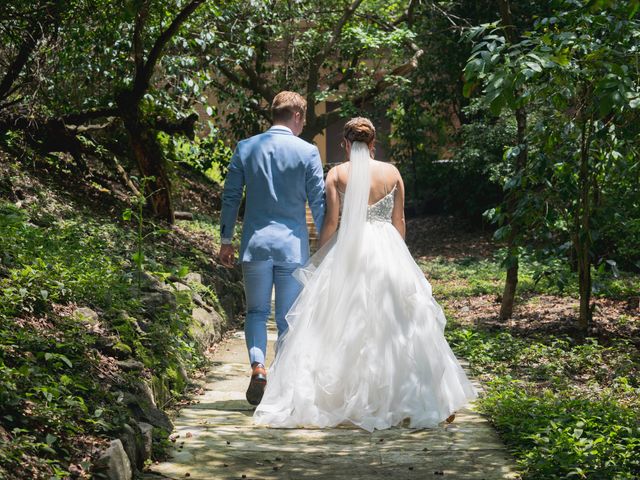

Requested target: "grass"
[
  {"left": 176, "top": 213, "right": 223, "bottom": 243},
  {"left": 0, "top": 189, "right": 232, "bottom": 479},
  {"left": 425, "top": 253, "right": 640, "bottom": 480},
  {"left": 420, "top": 249, "right": 640, "bottom": 300}
]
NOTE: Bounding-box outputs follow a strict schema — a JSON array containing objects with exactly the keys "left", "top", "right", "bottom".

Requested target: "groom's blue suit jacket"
[{"left": 220, "top": 126, "right": 326, "bottom": 265}]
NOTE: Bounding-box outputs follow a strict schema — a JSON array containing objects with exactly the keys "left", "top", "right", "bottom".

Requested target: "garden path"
[{"left": 146, "top": 328, "right": 520, "bottom": 479}]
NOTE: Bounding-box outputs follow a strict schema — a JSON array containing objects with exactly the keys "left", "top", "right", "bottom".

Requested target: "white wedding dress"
[{"left": 254, "top": 142, "right": 477, "bottom": 432}]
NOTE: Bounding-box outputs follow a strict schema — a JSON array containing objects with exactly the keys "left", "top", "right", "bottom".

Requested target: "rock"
[
  {"left": 151, "top": 376, "right": 171, "bottom": 410},
  {"left": 184, "top": 272, "right": 202, "bottom": 284},
  {"left": 134, "top": 379, "right": 156, "bottom": 408},
  {"left": 178, "top": 363, "right": 189, "bottom": 387},
  {"left": 93, "top": 439, "right": 132, "bottom": 480},
  {"left": 112, "top": 341, "right": 133, "bottom": 359},
  {"left": 94, "top": 334, "right": 133, "bottom": 359},
  {"left": 123, "top": 392, "right": 173, "bottom": 432},
  {"left": 115, "top": 311, "right": 145, "bottom": 335},
  {"left": 137, "top": 422, "right": 154, "bottom": 462},
  {"left": 172, "top": 282, "right": 191, "bottom": 292},
  {"left": 74, "top": 307, "right": 99, "bottom": 325},
  {"left": 141, "top": 405, "right": 173, "bottom": 432},
  {"left": 136, "top": 271, "right": 166, "bottom": 292},
  {"left": 94, "top": 334, "right": 119, "bottom": 353},
  {"left": 174, "top": 211, "right": 194, "bottom": 221},
  {"left": 119, "top": 423, "right": 146, "bottom": 471},
  {"left": 117, "top": 359, "right": 145, "bottom": 372},
  {"left": 140, "top": 290, "right": 177, "bottom": 315},
  {"left": 191, "top": 293, "right": 211, "bottom": 310},
  {"left": 191, "top": 307, "right": 223, "bottom": 346}
]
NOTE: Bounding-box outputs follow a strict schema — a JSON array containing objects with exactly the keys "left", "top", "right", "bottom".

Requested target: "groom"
[{"left": 218, "top": 91, "right": 325, "bottom": 405}]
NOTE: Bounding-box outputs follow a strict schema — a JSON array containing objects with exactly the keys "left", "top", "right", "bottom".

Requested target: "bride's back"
[
  {"left": 334, "top": 159, "right": 400, "bottom": 205},
  {"left": 317, "top": 117, "right": 406, "bottom": 246}
]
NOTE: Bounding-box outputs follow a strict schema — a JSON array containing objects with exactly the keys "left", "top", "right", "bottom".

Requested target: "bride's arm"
[
  {"left": 318, "top": 167, "right": 340, "bottom": 248},
  {"left": 391, "top": 169, "right": 406, "bottom": 239}
]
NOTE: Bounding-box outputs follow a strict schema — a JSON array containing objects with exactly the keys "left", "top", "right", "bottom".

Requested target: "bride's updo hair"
[{"left": 344, "top": 117, "right": 376, "bottom": 146}]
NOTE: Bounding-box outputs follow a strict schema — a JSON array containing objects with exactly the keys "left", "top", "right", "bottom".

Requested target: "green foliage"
[
  {"left": 0, "top": 187, "right": 227, "bottom": 477},
  {"left": 421, "top": 256, "right": 505, "bottom": 297},
  {"left": 199, "top": 0, "right": 419, "bottom": 139},
  {"left": 446, "top": 324, "right": 640, "bottom": 479},
  {"left": 383, "top": 1, "right": 547, "bottom": 219},
  {"left": 121, "top": 176, "right": 176, "bottom": 293},
  {"left": 158, "top": 126, "right": 233, "bottom": 185},
  {"left": 464, "top": 0, "right": 640, "bottom": 252},
  {"left": 421, "top": 249, "right": 639, "bottom": 300},
  {"left": 0, "top": 312, "right": 130, "bottom": 479},
  {"left": 462, "top": 0, "right": 640, "bottom": 327},
  {"left": 0, "top": 203, "right": 130, "bottom": 318},
  {"left": 437, "top": 248, "right": 640, "bottom": 479},
  {"left": 447, "top": 327, "right": 639, "bottom": 388},
  {"left": 480, "top": 380, "right": 640, "bottom": 479},
  {"left": 1, "top": 0, "right": 227, "bottom": 221}
]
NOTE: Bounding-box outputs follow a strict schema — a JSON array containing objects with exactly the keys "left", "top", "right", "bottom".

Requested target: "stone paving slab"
[{"left": 147, "top": 330, "right": 521, "bottom": 480}]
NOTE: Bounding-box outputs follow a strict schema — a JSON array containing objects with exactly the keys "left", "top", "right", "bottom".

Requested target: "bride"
[{"left": 254, "top": 117, "right": 476, "bottom": 432}]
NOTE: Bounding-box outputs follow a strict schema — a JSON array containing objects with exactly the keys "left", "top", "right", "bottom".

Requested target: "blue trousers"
[{"left": 242, "top": 260, "right": 302, "bottom": 365}]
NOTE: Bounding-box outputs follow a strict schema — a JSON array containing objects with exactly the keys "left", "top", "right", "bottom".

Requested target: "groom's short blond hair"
[{"left": 271, "top": 91, "right": 307, "bottom": 122}]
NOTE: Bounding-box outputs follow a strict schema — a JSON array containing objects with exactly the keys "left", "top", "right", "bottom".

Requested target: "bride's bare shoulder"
[
  {"left": 372, "top": 159, "right": 401, "bottom": 181},
  {"left": 329, "top": 163, "right": 350, "bottom": 183}
]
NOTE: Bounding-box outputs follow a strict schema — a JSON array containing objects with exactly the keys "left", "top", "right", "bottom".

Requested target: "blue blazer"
[{"left": 220, "top": 126, "right": 326, "bottom": 264}]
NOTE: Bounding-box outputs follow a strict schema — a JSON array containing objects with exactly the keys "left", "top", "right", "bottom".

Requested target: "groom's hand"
[{"left": 218, "top": 244, "right": 236, "bottom": 268}]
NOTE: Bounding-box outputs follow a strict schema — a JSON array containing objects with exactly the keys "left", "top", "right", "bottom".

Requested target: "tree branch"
[
  {"left": 135, "top": 0, "right": 205, "bottom": 99},
  {"left": 327, "top": 53, "right": 362, "bottom": 92},
  {"left": 327, "top": 0, "right": 364, "bottom": 54},
  {"left": 0, "top": 1, "right": 58, "bottom": 101},
  {"left": 307, "top": 0, "right": 365, "bottom": 119},
  {"left": 497, "top": 0, "right": 518, "bottom": 44},
  {"left": 150, "top": 112, "right": 198, "bottom": 138},
  {"left": 61, "top": 108, "right": 120, "bottom": 124},
  {"left": 132, "top": 1, "right": 148, "bottom": 89},
  {"left": 210, "top": 79, "right": 271, "bottom": 122},
  {"left": 303, "top": 46, "right": 424, "bottom": 140},
  {"left": 239, "top": 63, "right": 276, "bottom": 103},
  {"left": 216, "top": 62, "right": 249, "bottom": 89},
  {"left": 0, "top": 33, "right": 40, "bottom": 101},
  {"left": 393, "top": 0, "right": 418, "bottom": 27},
  {"left": 67, "top": 121, "right": 115, "bottom": 133}
]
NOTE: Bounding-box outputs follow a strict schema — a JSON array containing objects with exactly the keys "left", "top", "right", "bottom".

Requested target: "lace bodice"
[{"left": 338, "top": 185, "right": 396, "bottom": 223}]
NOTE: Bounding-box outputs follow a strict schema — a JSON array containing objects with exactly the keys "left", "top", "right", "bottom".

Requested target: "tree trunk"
[
  {"left": 576, "top": 118, "right": 593, "bottom": 331},
  {"left": 410, "top": 143, "right": 419, "bottom": 213},
  {"left": 128, "top": 126, "right": 174, "bottom": 224},
  {"left": 500, "top": 233, "right": 519, "bottom": 320},
  {"left": 500, "top": 106, "right": 527, "bottom": 320},
  {"left": 118, "top": 0, "right": 203, "bottom": 224},
  {"left": 497, "top": 0, "right": 527, "bottom": 320},
  {"left": 120, "top": 100, "right": 174, "bottom": 223},
  {"left": 577, "top": 239, "right": 592, "bottom": 330}
]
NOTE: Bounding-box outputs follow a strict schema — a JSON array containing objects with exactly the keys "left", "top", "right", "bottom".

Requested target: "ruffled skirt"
[{"left": 254, "top": 221, "right": 477, "bottom": 432}]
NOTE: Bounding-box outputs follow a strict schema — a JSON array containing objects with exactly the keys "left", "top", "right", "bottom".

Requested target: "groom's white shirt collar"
[{"left": 268, "top": 125, "right": 293, "bottom": 134}]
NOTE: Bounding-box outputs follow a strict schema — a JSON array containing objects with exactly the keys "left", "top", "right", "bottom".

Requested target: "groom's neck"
[
  {"left": 273, "top": 119, "right": 301, "bottom": 136},
  {"left": 273, "top": 121, "right": 293, "bottom": 130}
]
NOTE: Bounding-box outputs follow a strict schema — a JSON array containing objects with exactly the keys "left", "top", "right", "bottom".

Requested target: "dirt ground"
[
  {"left": 406, "top": 216, "right": 640, "bottom": 345},
  {"left": 406, "top": 216, "right": 494, "bottom": 261}
]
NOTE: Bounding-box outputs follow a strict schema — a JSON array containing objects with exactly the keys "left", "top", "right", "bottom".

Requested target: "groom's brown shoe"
[{"left": 246, "top": 362, "right": 267, "bottom": 406}]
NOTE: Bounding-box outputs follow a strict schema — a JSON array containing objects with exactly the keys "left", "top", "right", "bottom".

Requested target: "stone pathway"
[{"left": 146, "top": 327, "right": 520, "bottom": 480}]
